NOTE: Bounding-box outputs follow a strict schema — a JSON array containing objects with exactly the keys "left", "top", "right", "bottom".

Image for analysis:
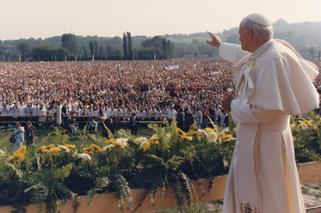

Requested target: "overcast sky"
[{"left": 0, "top": 0, "right": 320, "bottom": 40}]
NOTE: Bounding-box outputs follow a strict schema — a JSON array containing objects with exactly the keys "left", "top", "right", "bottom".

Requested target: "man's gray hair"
[{"left": 240, "top": 16, "right": 274, "bottom": 40}]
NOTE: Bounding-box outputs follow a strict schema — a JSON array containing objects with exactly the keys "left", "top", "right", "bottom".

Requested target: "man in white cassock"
[{"left": 207, "top": 14, "right": 319, "bottom": 213}]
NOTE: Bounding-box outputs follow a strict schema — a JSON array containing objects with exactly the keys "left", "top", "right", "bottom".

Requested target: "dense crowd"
[{"left": 0, "top": 59, "right": 320, "bottom": 128}]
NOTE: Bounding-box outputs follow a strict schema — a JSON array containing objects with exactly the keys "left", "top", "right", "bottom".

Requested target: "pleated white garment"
[{"left": 219, "top": 40, "right": 319, "bottom": 213}]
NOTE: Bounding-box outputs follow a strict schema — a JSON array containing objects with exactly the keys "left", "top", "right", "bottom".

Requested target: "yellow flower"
[
  {"left": 58, "top": 145, "right": 71, "bottom": 153},
  {"left": 150, "top": 140, "right": 160, "bottom": 145},
  {"left": 297, "top": 120, "right": 308, "bottom": 129},
  {"left": 8, "top": 155, "right": 20, "bottom": 162},
  {"left": 37, "top": 145, "right": 47, "bottom": 153},
  {"left": 115, "top": 142, "right": 126, "bottom": 149},
  {"left": 48, "top": 147, "right": 62, "bottom": 155},
  {"left": 140, "top": 141, "right": 151, "bottom": 151},
  {"left": 89, "top": 144, "right": 103, "bottom": 152},
  {"left": 105, "top": 138, "right": 117, "bottom": 145},
  {"left": 8, "top": 145, "right": 27, "bottom": 162},
  {"left": 177, "top": 128, "right": 185, "bottom": 136},
  {"left": 303, "top": 119, "right": 313, "bottom": 127},
  {"left": 180, "top": 134, "right": 193, "bottom": 142},
  {"left": 37, "top": 144, "right": 55, "bottom": 153},
  {"left": 186, "top": 130, "right": 200, "bottom": 137},
  {"left": 83, "top": 147, "right": 93, "bottom": 154},
  {"left": 149, "top": 134, "right": 160, "bottom": 145},
  {"left": 83, "top": 144, "right": 103, "bottom": 154},
  {"left": 205, "top": 128, "right": 215, "bottom": 133},
  {"left": 219, "top": 134, "right": 235, "bottom": 142},
  {"left": 64, "top": 144, "right": 76, "bottom": 150}
]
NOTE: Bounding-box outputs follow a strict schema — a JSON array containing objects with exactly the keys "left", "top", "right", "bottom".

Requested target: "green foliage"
[
  {"left": 87, "top": 177, "right": 110, "bottom": 204},
  {"left": 32, "top": 46, "right": 68, "bottom": 61},
  {"left": 127, "top": 32, "right": 133, "bottom": 60},
  {"left": 61, "top": 34, "right": 78, "bottom": 56},
  {"left": 123, "top": 33, "right": 128, "bottom": 59},
  {"left": 112, "top": 173, "right": 133, "bottom": 210},
  {"left": 24, "top": 162, "right": 74, "bottom": 213},
  {"left": 0, "top": 113, "right": 320, "bottom": 211},
  {"left": 291, "top": 113, "right": 321, "bottom": 162},
  {"left": 89, "top": 40, "right": 98, "bottom": 59},
  {"left": 17, "top": 42, "right": 32, "bottom": 61}
]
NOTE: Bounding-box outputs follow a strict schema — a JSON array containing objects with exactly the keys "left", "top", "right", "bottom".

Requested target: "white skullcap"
[{"left": 244, "top": 13, "right": 271, "bottom": 27}]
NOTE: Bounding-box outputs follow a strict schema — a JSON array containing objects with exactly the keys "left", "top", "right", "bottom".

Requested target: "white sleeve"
[
  {"left": 231, "top": 99, "right": 280, "bottom": 124},
  {"left": 219, "top": 43, "right": 249, "bottom": 64}
]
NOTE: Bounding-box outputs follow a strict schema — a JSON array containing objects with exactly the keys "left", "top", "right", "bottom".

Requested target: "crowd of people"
[{"left": 0, "top": 59, "right": 237, "bottom": 127}]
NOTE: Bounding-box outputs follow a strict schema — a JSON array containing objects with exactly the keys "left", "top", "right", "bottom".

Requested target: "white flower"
[
  {"left": 134, "top": 137, "right": 149, "bottom": 145},
  {"left": 116, "top": 137, "right": 128, "bottom": 143},
  {"left": 150, "top": 134, "right": 159, "bottom": 141},
  {"left": 206, "top": 131, "right": 218, "bottom": 143},
  {"left": 116, "top": 137, "right": 129, "bottom": 147},
  {"left": 0, "top": 149, "right": 5, "bottom": 157},
  {"left": 103, "top": 144, "right": 115, "bottom": 151},
  {"left": 197, "top": 129, "right": 207, "bottom": 135},
  {"left": 58, "top": 145, "right": 71, "bottom": 153},
  {"left": 78, "top": 153, "right": 91, "bottom": 161}
]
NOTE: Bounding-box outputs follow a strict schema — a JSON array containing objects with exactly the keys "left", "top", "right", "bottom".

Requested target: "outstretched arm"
[{"left": 207, "top": 32, "right": 249, "bottom": 64}]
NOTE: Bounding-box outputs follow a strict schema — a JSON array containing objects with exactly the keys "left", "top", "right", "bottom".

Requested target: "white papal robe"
[{"left": 220, "top": 40, "right": 319, "bottom": 213}]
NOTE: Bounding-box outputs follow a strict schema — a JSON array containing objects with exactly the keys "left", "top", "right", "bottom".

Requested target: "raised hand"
[{"left": 206, "top": 32, "right": 222, "bottom": 48}]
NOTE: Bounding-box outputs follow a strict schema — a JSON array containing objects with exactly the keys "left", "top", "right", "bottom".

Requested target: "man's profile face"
[{"left": 239, "top": 25, "right": 251, "bottom": 51}]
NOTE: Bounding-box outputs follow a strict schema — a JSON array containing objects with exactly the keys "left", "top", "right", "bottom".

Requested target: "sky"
[{"left": 0, "top": 0, "right": 320, "bottom": 40}]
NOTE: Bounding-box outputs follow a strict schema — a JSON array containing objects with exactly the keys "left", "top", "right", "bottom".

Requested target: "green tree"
[
  {"left": 141, "top": 36, "right": 163, "bottom": 50},
  {"left": 32, "top": 46, "right": 68, "bottom": 61},
  {"left": 167, "top": 40, "right": 175, "bottom": 58},
  {"left": 127, "top": 32, "right": 133, "bottom": 60},
  {"left": 105, "top": 45, "right": 112, "bottom": 59},
  {"left": 123, "top": 33, "right": 128, "bottom": 60},
  {"left": 162, "top": 39, "right": 168, "bottom": 59},
  {"left": 89, "top": 40, "right": 98, "bottom": 60},
  {"left": 61, "top": 34, "right": 78, "bottom": 59},
  {"left": 137, "top": 47, "right": 161, "bottom": 60},
  {"left": 17, "top": 42, "right": 32, "bottom": 61}
]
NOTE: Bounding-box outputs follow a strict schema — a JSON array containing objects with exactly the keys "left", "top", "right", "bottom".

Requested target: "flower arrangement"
[{"left": 0, "top": 112, "right": 320, "bottom": 212}]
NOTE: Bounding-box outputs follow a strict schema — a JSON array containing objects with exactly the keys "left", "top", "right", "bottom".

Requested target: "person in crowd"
[
  {"left": 129, "top": 112, "right": 138, "bottom": 135},
  {"left": 24, "top": 121, "right": 35, "bottom": 149},
  {"left": 194, "top": 108, "right": 203, "bottom": 129},
  {"left": 68, "top": 117, "right": 78, "bottom": 134},
  {"left": 184, "top": 108, "right": 195, "bottom": 131},
  {"left": 176, "top": 108, "right": 185, "bottom": 130},
  {"left": 87, "top": 118, "right": 98, "bottom": 134},
  {"left": 0, "top": 57, "right": 319, "bottom": 128},
  {"left": 12, "top": 122, "right": 25, "bottom": 150}
]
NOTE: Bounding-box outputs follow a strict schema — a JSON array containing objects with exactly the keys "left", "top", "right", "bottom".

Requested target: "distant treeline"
[
  {"left": 0, "top": 32, "right": 218, "bottom": 62},
  {"left": 3, "top": 19, "right": 319, "bottom": 62}
]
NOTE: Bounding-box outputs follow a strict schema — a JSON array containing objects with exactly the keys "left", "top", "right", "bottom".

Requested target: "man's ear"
[{"left": 247, "top": 29, "right": 255, "bottom": 40}]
